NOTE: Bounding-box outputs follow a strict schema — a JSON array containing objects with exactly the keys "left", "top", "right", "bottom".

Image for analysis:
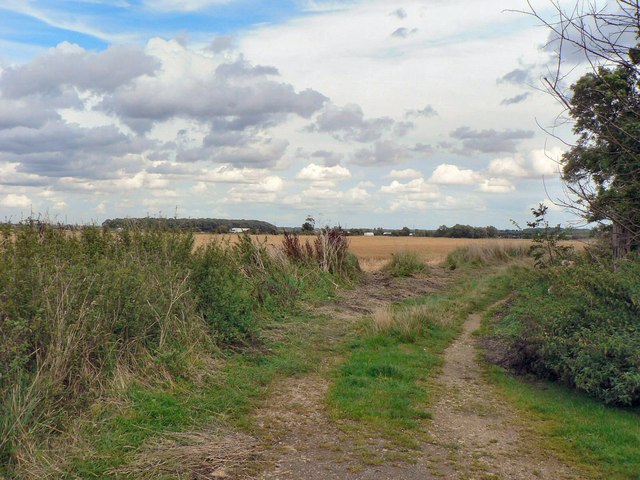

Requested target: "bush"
[
  {"left": 490, "top": 256, "right": 640, "bottom": 406},
  {"left": 384, "top": 251, "right": 427, "bottom": 277}
]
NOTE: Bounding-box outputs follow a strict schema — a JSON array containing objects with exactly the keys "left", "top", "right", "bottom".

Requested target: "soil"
[{"left": 224, "top": 269, "right": 583, "bottom": 479}]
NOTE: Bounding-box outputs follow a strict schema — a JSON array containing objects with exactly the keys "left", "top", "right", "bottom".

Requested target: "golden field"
[{"left": 192, "top": 234, "right": 542, "bottom": 271}]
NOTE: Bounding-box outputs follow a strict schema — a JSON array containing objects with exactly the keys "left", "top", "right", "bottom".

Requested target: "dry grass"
[
  {"left": 194, "top": 235, "right": 539, "bottom": 272},
  {"left": 371, "top": 306, "right": 423, "bottom": 340},
  {"left": 112, "top": 427, "right": 259, "bottom": 479},
  {"left": 370, "top": 302, "right": 459, "bottom": 342}
]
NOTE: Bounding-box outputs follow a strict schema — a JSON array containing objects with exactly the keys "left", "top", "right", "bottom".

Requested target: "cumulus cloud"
[
  {"left": 310, "top": 150, "right": 343, "bottom": 167},
  {"left": 307, "top": 103, "right": 395, "bottom": 142},
  {"left": 386, "top": 168, "right": 422, "bottom": 179},
  {"left": 82, "top": 39, "right": 328, "bottom": 134},
  {"left": 487, "top": 156, "right": 529, "bottom": 178},
  {"left": 0, "top": 42, "right": 160, "bottom": 99},
  {"left": 296, "top": 163, "right": 351, "bottom": 182},
  {"left": 200, "top": 165, "right": 264, "bottom": 183},
  {"left": 0, "top": 193, "right": 31, "bottom": 209},
  {"left": 478, "top": 178, "right": 515, "bottom": 193},
  {"left": 450, "top": 127, "right": 535, "bottom": 153},
  {"left": 487, "top": 148, "right": 562, "bottom": 179},
  {"left": 428, "top": 164, "right": 483, "bottom": 185},
  {"left": 0, "top": 121, "right": 154, "bottom": 180},
  {"left": 0, "top": 98, "right": 60, "bottom": 129},
  {"left": 531, "top": 148, "right": 562, "bottom": 176},
  {"left": 215, "top": 57, "right": 279, "bottom": 78},
  {"left": 178, "top": 137, "right": 289, "bottom": 168},
  {"left": 226, "top": 175, "right": 284, "bottom": 203},
  {"left": 297, "top": 184, "right": 371, "bottom": 207},
  {"left": 0, "top": 38, "right": 331, "bottom": 186},
  {"left": 208, "top": 35, "right": 235, "bottom": 53},
  {"left": 352, "top": 141, "right": 409, "bottom": 166},
  {"left": 380, "top": 178, "right": 439, "bottom": 200}
]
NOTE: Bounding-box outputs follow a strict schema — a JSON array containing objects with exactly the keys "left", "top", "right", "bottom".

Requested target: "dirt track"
[{"left": 245, "top": 270, "right": 581, "bottom": 480}]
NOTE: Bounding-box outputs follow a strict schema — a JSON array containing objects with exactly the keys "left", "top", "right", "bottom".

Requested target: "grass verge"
[
  {"left": 486, "top": 366, "right": 640, "bottom": 480},
  {"left": 43, "top": 311, "right": 341, "bottom": 478}
]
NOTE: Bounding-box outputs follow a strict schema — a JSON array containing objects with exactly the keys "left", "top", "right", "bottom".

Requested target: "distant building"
[
  {"left": 383, "top": 232, "right": 392, "bottom": 236},
  {"left": 364, "top": 232, "right": 375, "bottom": 237},
  {"left": 230, "top": 227, "right": 250, "bottom": 234}
]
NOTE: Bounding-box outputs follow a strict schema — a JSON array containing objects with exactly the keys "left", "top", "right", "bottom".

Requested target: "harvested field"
[{"left": 192, "top": 234, "right": 541, "bottom": 271}]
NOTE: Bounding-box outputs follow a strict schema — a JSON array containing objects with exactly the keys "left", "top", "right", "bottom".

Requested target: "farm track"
[{"left": 227, "top": 269, "right": 581, "bottom": 479}]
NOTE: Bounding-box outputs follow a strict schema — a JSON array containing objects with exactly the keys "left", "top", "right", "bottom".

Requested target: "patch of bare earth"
[{"left": 213, "top": 271, "right": 582, "bottom": 479}]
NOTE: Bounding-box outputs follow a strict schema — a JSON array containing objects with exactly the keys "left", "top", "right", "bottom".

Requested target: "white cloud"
[
  {"left": 487, "top": 147, "right": 564, "bottom": 179},
  {"left": 1, "top": 193, "right": 31, "bottom": 209},
  {"left": 478, "top": 178, "right": 516, "bottom": 193},
  {"left": 487, "top": 156, "right": 529, "bottom": 178},
  {"left": 531, "top": 147, "right": 563, "bottom": 176},
  {"left": 381, "top": 177, "right": 430, "bottom": 194},
  {"left": 192, "top": 181, "right": 208, "bottom": 193},
  {"left": 428, "top": 164, "right": 482, "bottom": 185},
  {"left": 386, "top": 168, "right": 422, "bottom": 179},
  {"left": 201, "top": 165, "right": 263, "bottom": 183},
  {"left": 226, "top": 175, "right": 284, "bottom": 203},
  {"left": 296, "top": 163, "right": 351, "bottom": 182}
]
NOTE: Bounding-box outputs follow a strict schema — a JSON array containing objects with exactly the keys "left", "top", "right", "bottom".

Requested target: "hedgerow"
[
  {"left": 0, "top": 221, "right": 358, "bottom": 475},
  {"left": 490, "top": 256, "right": 640, "bottom": 406}
]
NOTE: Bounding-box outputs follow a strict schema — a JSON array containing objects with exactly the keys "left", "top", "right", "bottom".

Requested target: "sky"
[{"left": 0, "top": 0, "right": 590, "bottom": 228}]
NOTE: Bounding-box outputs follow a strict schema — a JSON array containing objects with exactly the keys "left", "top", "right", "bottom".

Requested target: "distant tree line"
[
  {"left": 102, "top": 217, "right": 278, "bottom": 234},
  {"left": 433, "top": 224, "right": 499, "bottom": 238},
  {"left": 341, "top": 224, "right": 593, "bottom": 240}
]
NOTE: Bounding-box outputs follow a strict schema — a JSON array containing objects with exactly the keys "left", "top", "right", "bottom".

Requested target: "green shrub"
[
  {"left": 190, "top": 240, "right": 258, "bottom": 346},
  {"left": 491, "top": 257, "right": 640, "bottom": 406},
  {"left": 384, "top": 251, "right": 427, "bottom": 277}
]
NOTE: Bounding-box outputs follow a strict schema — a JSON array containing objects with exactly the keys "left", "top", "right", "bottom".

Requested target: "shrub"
[
  {"left": 190, "top": 240, "right": 257, "bottom": 346},
  {"left": 490, "top": 256, "right": 640, "bottom": 406},
  {"left": 384, "top": 251, "right": 427, "bottom": 277}
]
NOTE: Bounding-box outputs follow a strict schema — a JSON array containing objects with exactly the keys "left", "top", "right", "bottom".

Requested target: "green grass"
[
  {"left": 329, "top": 324, "right": 453, "bottom": 431},
  {"left": 327, "top": 265, "right": 518, "bottom": 448},
  {"left": 46, "top": 311, "right": 341, "bottom": 478},
  {"left": 487, "top": 366, "right": 640, "bottom": 480},
  {"left": 384, "top": 250, "right": 427, "bottom": 277}
]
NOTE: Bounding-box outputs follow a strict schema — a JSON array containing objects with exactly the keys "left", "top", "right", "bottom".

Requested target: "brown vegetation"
[{"left": 194, "top": 235, "right": 538, "bottom": 271}]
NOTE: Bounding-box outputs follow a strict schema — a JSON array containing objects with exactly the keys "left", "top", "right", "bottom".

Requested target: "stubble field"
[{"left": 193, "top": 234, "right": 537, "bottom": 271}]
